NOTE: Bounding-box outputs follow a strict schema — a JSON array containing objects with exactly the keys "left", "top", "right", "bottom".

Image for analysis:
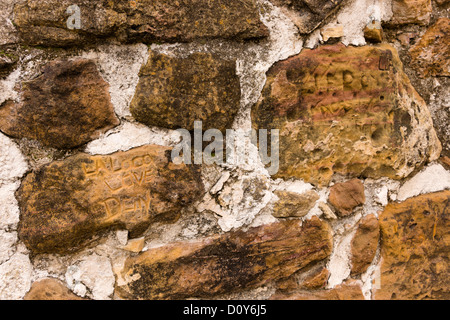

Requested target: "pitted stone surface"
[{"left": 252, "top": 44, "right": 441, "bottom": 186}]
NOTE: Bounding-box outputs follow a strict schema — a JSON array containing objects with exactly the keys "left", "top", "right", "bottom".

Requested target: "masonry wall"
[{"left": 0, "top": 0, "right": 449, "bottom": 300}]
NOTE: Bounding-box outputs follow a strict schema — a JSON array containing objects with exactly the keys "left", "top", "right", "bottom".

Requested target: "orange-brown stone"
[
  {"left": 350, "top": 214, "right": 380, "bottom": 275},
  {"left": 17, "top": 145, "right": 204, "bottom": 254},
  {"left": 328, "top": 179, "right": 365, "bottom": 217},
  {"left": 252, "top": 44, "right": 441, "bottom": 186},
  {"left": 24, "top": 279, "right": 84, "bottom": 300},
  {"left": 375, "top": 191, "right": 450, "bottom": 300},
  {"left": 115, "top": 217, "right": 332, "bottom": 300}
]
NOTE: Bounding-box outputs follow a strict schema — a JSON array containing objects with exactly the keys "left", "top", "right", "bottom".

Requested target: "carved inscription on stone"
[
  {"left": 252, "top": 44, "right": 441, "bottom": 186},
  {"left": 17, "top": 145, "right": 204, "bottom": 254}
]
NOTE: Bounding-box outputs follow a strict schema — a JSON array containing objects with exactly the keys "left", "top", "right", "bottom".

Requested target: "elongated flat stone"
[
  {"left": 13, "top": 0, "right": 269, "bottom": 47},
  {"left": 115, "top": 216, "right": 332, "bottom": 300},
  {"left": 252, "top": 44, "right": 441, "bottom": 186},
  {"left": 17, "top": 145, "right": 204, "bottom": 254}
]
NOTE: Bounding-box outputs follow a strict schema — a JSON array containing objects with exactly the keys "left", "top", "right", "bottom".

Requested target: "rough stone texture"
[
  {"left": 13, "top": 0, "right": 269, "bottom": 47},
  {"left": 17, "top": 144, "right": 204, "bottom": 254},
  {"left": 0, "top": 253, "right": 32, "bottom": 300},
  {"left": 389, "top": 0, "right": 432, "bottom": 25},
  {"left": 375, "top": 191, "right": 450, "bottom": 300},
  {"left": 130, "top": 51, "right": 241, "bottom": 132},
  {"left": 397, "top": 164, "right": 450, "bottom": 201},
  {"left": 270, "top": 280, "right": 365, "bottom": 300},
  {"left": 270, "top": 0, "right": 344, "bottom": 34},
  {"left": 321, "top": 25, "right": 344, "bottom": 42},
  {"left": 409, "top": 18, "right": 450, "bottom": 78},
  {"left": 328, "top": 179, "right": 365, "bottom": 217},
  {"left": 300, "top": 267, "right": 330, "bottom": 289},
  {"left": 24, "top": 278, "right": 84, "bottom": 300},
  {"left": 350, "top": 214, "right": 380, "bottom": 275},
  {"left": 272, "top": 190, "right": 319, "bottom": 218},
  {"left": 0, "top": 59, "right": 120, "bottom": 149},
  {"left": 252, "top": 44, "right": 441, "bottom": 186},
  {"left": 116, "top": 217, "right": 332, "bottom": 300}
]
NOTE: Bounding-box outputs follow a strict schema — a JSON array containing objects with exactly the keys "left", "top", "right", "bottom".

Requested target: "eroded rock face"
[
  {"left": 350, "top": 214, "right": 379, "bottom": 275},
  {"left": 270, "top": 0, "right": 344, "bottom": 34},
  {"left": 24, "top": 279, "right": 84, "bottom": 300},
  {"left": 130, "top": 51, "right": 241, "bottom": 132},
  {"left": 389, "top": 0, "right": 432, "bottom": 25},
  {"left": 116, "top": 217, "right": 332, "bottom": 300},
  {"left": 375, "top": 191, "right": 450, "bottom": 300},
  {"left": 252, "top": 44, "right": 441, "bottom": 186},
  {"left": 13, "top": 0, "right": 268, "bottom": 47},
  {"left": 0, "top": 59, "right": 119, "bottom": 149},
  {"left": 17, "top": 145, "right": 204, "bottom": 254},
  {"left": 409, "top": 18, "right": 450, "bottom": 78},
  {"left": 328, "top": 179, "right": 365, "bottom": 217}
]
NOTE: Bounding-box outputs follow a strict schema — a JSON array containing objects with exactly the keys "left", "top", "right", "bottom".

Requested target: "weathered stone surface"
[
  {"left": 130, "top": 51, "right": 241, "bottom": 132},
  {"left": 364, "top": 21, "right": 383, "bottom": 43},
  {"left": 300, "top": 267, "right": 329, "bottom": 290},
  {"left": 328, "top": 179, "right": 365, "bottom": 217},
  {"left": 24, "top": 279, "right": 84, "bottom": 300},
  {"left": 350, "top": 214, "right": 380, "bottom": 275},
  {"left": 17, "top": 145, "right": 204, "bottom": 254},
  {"left": 116, "top": 217, "right": 332, "bottom": 300},
  {"left": 270, "top": 0, "right": 344, "bottom": 34},
  {"left": 389, "top": 0, "right": 432, "bottom": 25},
  {"left": 272, "top": 190, "right": 319, "bottom": 218},
  {"left": 375, "top": 191, "right": 450, "bottom": 300},
  {"left": 270, "top": 280, "right": 364, "bottom": 300},
  {"left": 0, "top": 59, "right": 119, "bottom": 149},
  {"left": 409, "top": 18, "right": 450, "bottom": 78},
  {"left": 13, "top": 0, "right": 268, "bottom": 47},
  {"left": 252, "top": 44, "right": 441, "bottom": 186}
]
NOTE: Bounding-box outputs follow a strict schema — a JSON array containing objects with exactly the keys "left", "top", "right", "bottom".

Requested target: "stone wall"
[{"left": 0, "top": 0, "right": 448, "bottom": 300}]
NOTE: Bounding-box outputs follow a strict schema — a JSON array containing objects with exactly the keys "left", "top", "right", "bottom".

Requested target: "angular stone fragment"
[
  {"left": 270, "top": 280, "right": 364, "bottom": 300},
  {"left": 364, "top": 21, "right": 383, "bottom": 43},
  {"left": 252, "top": 44, "right": 441, "bottom": 186},
  {"left": 270, "top": 0, "right": 344, "bottom": 34},
  {"left": 272, "top": 190, "right": 319, "bottom": 218},
  {"left": 130, "top": 51, "right": 241, "bottom": 132},
  {"left": 24, "top": 279, "right": 84, "bottom": 300},
  {"left": 375, "top": 191, "right": 450, "bottom": 300},
  {"left": 116, "top": 217, "right": 332, "bottom": 300},
  {"left": 321, "top": 25, "right": 344, "bottom": 42},
  {"left": 409, "top": 18, "right": 450, "bottom": 78},
  {"left": 389, "top": 0, "right": 432, "bottom": 25},
  {"left": 328, "top": 179, "right": 365, "bottom": 217},
  {"left": 350, "top": 214, "right": 380, "bottom": 275},
  {"left": 0, "top": 59, "right": 119, "bottom": 149},
  {"left": 17, "top": 145, "right": 204, "bottom": 254},
  {"left": 13, "top": 0, "right": 268, "bottom": 47}
]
